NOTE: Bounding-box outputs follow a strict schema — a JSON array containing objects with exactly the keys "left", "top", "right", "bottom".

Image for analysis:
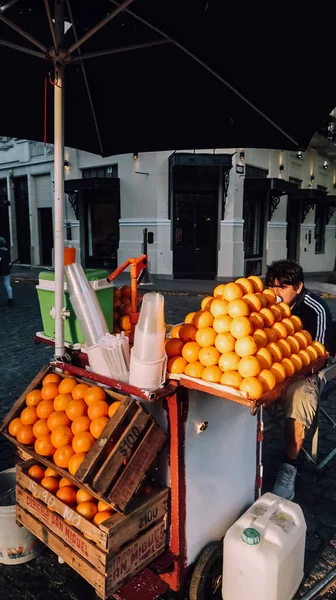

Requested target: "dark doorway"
[
  {"left": 0, "top": 179, "right": 10, "bottom": 243},
  {"left": 14, "top": 177, "right": 30, "bottom": 264},
  {"left": 38, "top": 207, "right": 53, "bottom": 265},
  {"left": 84, "top": 190, "right": 119, "bottom": 269},
  {"left": 286, "top": 200, "right": 301, "bottom": 260},
  {"left": 243, "top": 191, "right": 266, "bottom": 276}
]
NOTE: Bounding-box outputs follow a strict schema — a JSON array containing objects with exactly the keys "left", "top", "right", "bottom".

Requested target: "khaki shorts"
[{"left": 281, "top": 375, "right": 320, "bottom": 429}]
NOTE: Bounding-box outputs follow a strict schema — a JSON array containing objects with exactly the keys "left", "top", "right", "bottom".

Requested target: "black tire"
[{"left": 189, "top": 541, "right": 223, "bottom": 600}]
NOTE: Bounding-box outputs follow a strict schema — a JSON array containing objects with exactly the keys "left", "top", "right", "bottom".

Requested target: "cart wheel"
[{"left": 189, "top": 541, "right": 223, "bottom": 600}]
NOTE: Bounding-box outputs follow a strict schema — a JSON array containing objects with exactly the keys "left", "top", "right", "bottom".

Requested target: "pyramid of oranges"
[
  {"left": 8, "top": 373, "right": 121, "bottom": 475},
  {"left": 165, "top": 276, "right": 326, "bottom": 400}
]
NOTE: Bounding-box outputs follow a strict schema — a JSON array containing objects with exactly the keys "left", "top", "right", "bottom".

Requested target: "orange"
[
  {"left": 51, "top": 425, "right": 74, "bottom": 449},
  {"left": 235, "top": 336, "right": 257, "bottom": 358},
  {"left": 185, "top": 312, "right": 196, "bottom": 324},
  {"left": 114, "top": 288, "right": 121, "bottom": 301},
  {"left": 182, "top": 342, "right": 201, "bottom": 363},
  {"left": 213, "top": 314, "right": 233, "bottom": 334},
  {"left": 53, "top": 445, "right": 75, "bottom": 468},
  {"left": 266, "top": 342, "right": 283, "bottom": 362},
  {"left": 28, "top": 464, "right": 46, "bottom": 482},
  {"left": 286, "top": 336, "right": 301, "bottom": 354},
  {"left": 120, "top": 295, "right": 131, "bottom": 306},
  {"left": 16, "top": 424, "right": 36, "bottom": 445},
  {"left": 165, "top": 338, "right": 185, "bottom": 358},
  {"left": 271, "top": 322, "right": 288, "bottom": 340},
  {"left": 223, "top": 282, "right": 243, "bottom": 301},
  {"left": 281, "top": 318, "right": 295, "bottom": 336},
  {"left": 59, "top": 477, "right": 73, "bottom": 487},
  {"left": 195, "top": 327, "right": 217, "bottom": 348},
  {"left": 247, "top": 275, "right": 263, "bottom": 293},
  {"left": 291, "top": 353, "right": 303, "bottom": 372},
  {"left": 260, "top": 308, "right": 275, "bottom": 327},
  {"left": 44, "top": 468, "right": 58, "bottom": 478},
  {"left": 72, "top": 431, "right": 95, "bottom": 453},
  {"left": 281, "top": 358, "right": 296, "bottom": 378},
  {"left": 26, "top": 389, "right": 42, "bottom": 407},
  {"left": 256, "top": 292, "right": 268, "bottom": 308},
  {"left": 237, "top": 356, "right": 261, "bottom": 378},
  {"left": 8, "top": 417, "right": 22, "bottom": 438},
  {"left": 71, "top": 415, "right": 91, "bottom": 435},
  {"left": 270, "top": 362, "right": 286, "bottom": 384},
  {"left": 258, "top": 369, "right": 276, "bottom": 392},
  {"left": 119, "top": 304, "right": 132, "bottom": 317},
  {"left": 34, "top": 434, "right": 55, "bottom": 456},
  {"left": 66, "top": 398, "right": 87, "bottom": 421},
  {"left": 54, "top": 393, "right": 72, "bottom": 412},
  {"left": 220, "top": 371, "right": 243, "bottom": 389},
  {"left": 253, "top": 329, "right": 268, "bottom": 348},
  {"left": 294, "top": 332, "right": 308, "bottom": 350},
  {"left": 184, "top": 361, "right": 205, "bottom": 378},
  {"left": 262, "top": 289, "right": 276, "bottom": 306},
  {"left": 47, "top": 410, "right": 71, "bottom": 431},
  {"left": 306, "top": 345, "right": 319, "bottom": 361},
  {"left": 41, "top": 476, "right": 59, "bottom": 494},
  {"left": 90, "top": 417, "right": 109, "bottom": 439},
  {"left": 235, "top": 278, "right": 254, "bottom": 294},
  {"left": 218, "top": 352, "right": 240, "bottom": 372},
  {"left": 215, "top": 332, "right": 235, "bottom": 353},
  {"left": 249, "top": 312, "right": 264, "bottom": 330},
  {"left": 255, "top": 347, "right": 273, "bottom": 370},
  {"left": 201, "top": 365, "right": 222, "bottom": 383},
  {"left": 87, "top": 401, "right": 109, "bottom": 421},
  {"left": 171, "top": 325, "right": 182, "bottom": 338},
  {"left": 120, "top": 284, "right": 132, "bottom": 298},
  {"left": 277, "top": 302, "right": 291, "bottom": 318},
  {"left": 41, "top": 383, "right": 59, "bottom": 401},
  {"left": 210, "top": 299, "right": 229, "bottom": 318},
  {"left": 58, "top": 377, "right": 78, "bottom": 395},
  {"left": 21, "top": 406, "right": 38, "bottom": 426},
  {"left": 42, "top": 373, "right": 61, "bottom": 386},
  {"left": 198, "top": 346, "right": 220, "bottom": 367},
  {"left": 227, "top": 299, "right": 249, "bottom": 319},
  {"left": 93, "top": 511, "right": 114, "bottom": 526},
  {"left": 312, "top": 341, "right": 326, "bottom": 357},
  {"left": 213, "top": 284, "right": 227, "bottom": 299},
  {"left": 201, "top": 296, "right": 214, "bottom": 311},
  {"left": 193, "top": 311, "right": 214, "bottom": 329},
  {"left": 298, "top": 349, "right": 311, "bottom": 367},
  {"left": 277, "top": 339, "right": 291, "bottom": 359},
  {"left": 179, "top": 324, "right": 197, "bottom": 342},
  {"left": 230, "top": 316, "right": 252, "bottom": 339},
  {"left": 77, "top": 489, "right": 95, "bottom": 503},
  {"left": 97, "top": 500, "right": 112, "bottom": 512},
  {"left": 167, "top": 356, "right": 188, "bottom": 374},
  {"left": 120, "top": 315, "right": 132, "bottom": 331},
  {"left": 68, "top": 452, "right": 87, "bottom": 475},
  {"left": 76, "top": 501, "right": 98, "bottom": 521},
  {"left": 270, "top": 305, "right": 283, "bottom": 322},
  {"left": 72, "top": 383, "right": 90, "bottom": 401},
  {"left": 239, "top": 377, "right": 264, "bottom": 400},
  {"left": 264, "top": 328, "right": 277, "bottom": 343},
  {"left": 291, "top": 315, "right": 302, "bottom": 332},
  {"left": 83, "top": 386, "right": 107, "bottom": 406},
  {"left": 56, "top": 486, "right": 77, "bottom": 506},
  {"left": 301, "top": 330, "right": 313, "bottom": 345},
  {"left": 33, "top": 419, "right": 50, "bottom": 439},
  {"left": 36, "top": 399, "right": 54, "bottom": 420},
  {"left": 108, "top": 402, "right": 121, "bottom": 419}
]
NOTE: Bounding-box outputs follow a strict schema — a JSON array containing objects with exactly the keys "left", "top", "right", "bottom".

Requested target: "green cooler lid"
[{"left": 39, "top": 269, "right": 110, "bottom": 282}]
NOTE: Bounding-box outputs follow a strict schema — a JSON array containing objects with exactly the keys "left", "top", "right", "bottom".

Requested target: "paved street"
[{"left": 1, "top": 281, "right": 336, "bottom": 598}]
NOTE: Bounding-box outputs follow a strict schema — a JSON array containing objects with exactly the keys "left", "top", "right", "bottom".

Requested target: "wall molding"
[
  {"left": 326, "top": 224, "right": 336, "bottom": 230},
  {"left": 267, "top": 221, "right": 287, "bottom": 228},
  {"left": 220, "top": 219, "right": 244, "bottom": 227},
  {"left": 119, "top": 218, "right": 170, "bottom": 227},
  {"left": 301, "top": 223, "right": 316, "bottom": 229}
]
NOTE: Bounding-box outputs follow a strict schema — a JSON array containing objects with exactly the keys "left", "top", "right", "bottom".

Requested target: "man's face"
[{"left": 270, "top": 280, "right": 303, "bottom": 307}]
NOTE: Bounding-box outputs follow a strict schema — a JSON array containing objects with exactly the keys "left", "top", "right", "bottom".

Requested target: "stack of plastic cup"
[{"left": 129, "top": 292, "right": 167, "bottom": 390}]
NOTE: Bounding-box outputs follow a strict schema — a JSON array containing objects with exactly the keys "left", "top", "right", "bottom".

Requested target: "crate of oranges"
[
  {"left": 165, "top": 276, "right": 328, "bottom": 406},
  {"left": 1, "top": 365, "right": 167, "bottom": 513},
  {"left": 16, "top": 458, "right": 168, "bottom": 598}
]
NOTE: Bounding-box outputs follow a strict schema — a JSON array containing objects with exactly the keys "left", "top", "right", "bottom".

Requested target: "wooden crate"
[{"left": 16, "top": 460, "right": 169, "bottom": 598}]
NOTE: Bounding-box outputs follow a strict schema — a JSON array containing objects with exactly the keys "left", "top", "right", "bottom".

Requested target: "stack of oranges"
[
  {"left": 9, "top": 373, "right": 121, "bottom": 474},
  {"left": 165, "top": 276, "right": 326, "bottom": 400},
  {"left": 113, "top": 285, "right": 142, "bottom": 335}
]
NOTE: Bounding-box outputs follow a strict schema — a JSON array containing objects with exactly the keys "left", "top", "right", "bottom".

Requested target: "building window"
[
  {"left": 82, "top": 165, "right": 118, "bottom": 179},
  {"left": 289, "top": 177, "right": 302, "bottom": 188},
  {"left": 245, "top": 165, "right": 268, "bottom": 178},
  {"left": 315, "top": 204, "right": 327, "bottom": 253}
]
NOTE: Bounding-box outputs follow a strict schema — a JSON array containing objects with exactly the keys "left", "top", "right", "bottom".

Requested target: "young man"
[
  {"left": 265, "top": 259, "right": 333, "bottom": 500},
  {"left": 0, "top": 236, "right": 13, "bottom": 306}
]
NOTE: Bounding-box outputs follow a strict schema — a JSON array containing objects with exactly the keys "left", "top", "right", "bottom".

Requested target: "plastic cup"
[{"left": 64, "top": 247, "right": 76, "bottom": 266}]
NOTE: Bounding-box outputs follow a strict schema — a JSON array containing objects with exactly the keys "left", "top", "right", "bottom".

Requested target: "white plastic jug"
[{"left": 222, "top": 492, "right": 306, "bottom": 600}]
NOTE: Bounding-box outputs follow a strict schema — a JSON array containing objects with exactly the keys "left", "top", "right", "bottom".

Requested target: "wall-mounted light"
[
  {"left": 297, "top": 151, "right": 303, "bottom": 159},
  {"left": 323, "top": 160, "right": 328, "bottom": 169},
  {"left": 239, "top": 150, "right": 245, "bottom": 161},
  {"left": 64, "top": 160, "right": 69, "bottom": 169},
  {"left": 133, "top": 152, "right": 139, "bottom": 160},
  {"left": 279, "top": 164, "right": 284, "bottom": 172},
  {"left": 310, "top": 174, "right": 315, "bottom": 182}
]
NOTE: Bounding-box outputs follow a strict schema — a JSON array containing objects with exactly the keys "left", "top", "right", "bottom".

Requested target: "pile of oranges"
[
  {"left": 113, "top": 284, "right": 142, "bottom": 335},
  {"left": 165, "top": 276, "right": 326, "bottom": 400},
  {"left": 9, "top": 373, "right": 121, "bottom": 475}
]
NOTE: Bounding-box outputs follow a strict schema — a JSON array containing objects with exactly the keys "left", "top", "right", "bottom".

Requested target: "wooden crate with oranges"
[
  {"left": 165, "top": 276, "right": 328, "bottom": 403},
  {"left": 1, "top": 365, "right": 167, "bottom": 513},
  {"left": 16, "top": 459, "right": 168, "bottom": 598}
]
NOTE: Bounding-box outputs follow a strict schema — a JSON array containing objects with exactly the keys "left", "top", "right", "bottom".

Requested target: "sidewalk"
[{"left": 10, "top": 265, "right": 336, "bottom": 297}]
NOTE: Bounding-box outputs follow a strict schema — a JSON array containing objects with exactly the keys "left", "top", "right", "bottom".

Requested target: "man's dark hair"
[{"left": 265, "top": 259, "right": 304, "bottom": 290}]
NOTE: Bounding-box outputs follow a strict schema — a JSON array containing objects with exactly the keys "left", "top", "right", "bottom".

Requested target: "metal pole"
[{"left": 299, "top": 569, "right": 336, "bottom": 599}]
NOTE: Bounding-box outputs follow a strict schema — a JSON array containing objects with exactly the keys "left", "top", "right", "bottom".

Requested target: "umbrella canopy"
[{"left": 1, "top": 0, "right": 336, "bottom": 156}]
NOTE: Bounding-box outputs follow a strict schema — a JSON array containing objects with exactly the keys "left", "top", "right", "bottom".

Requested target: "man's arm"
[{"left": 303, "top": 295, "right": 328, "bottom": 345}]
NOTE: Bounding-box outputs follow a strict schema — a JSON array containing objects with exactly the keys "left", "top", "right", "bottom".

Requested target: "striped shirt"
[{"left": 291, "top": 288, "right": 333, "bottom": 352}]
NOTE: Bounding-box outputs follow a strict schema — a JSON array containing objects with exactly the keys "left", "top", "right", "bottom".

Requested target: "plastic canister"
[{"left": 222, "top": 492, "right": 306, "bottom": 600}]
